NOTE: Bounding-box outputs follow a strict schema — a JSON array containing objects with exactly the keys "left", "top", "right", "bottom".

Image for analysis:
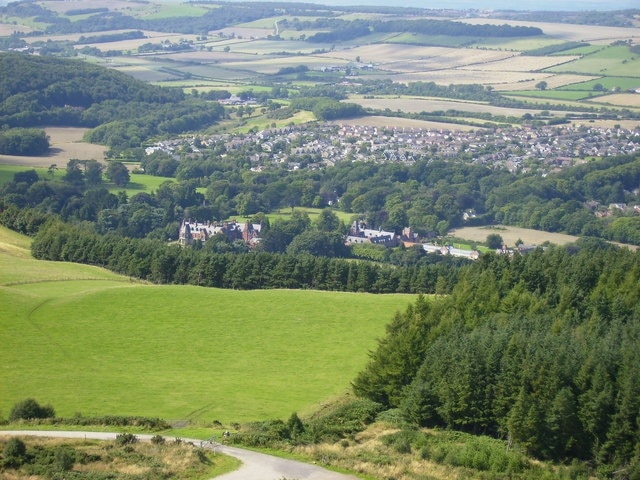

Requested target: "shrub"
[
  {"left": 8, "top": 398, "right": 55, "bottom": 421},
  {"left": 151, "top": 434, "right": 165, "bottom": 445},
  {"left": 307, "top": 398, "right": 384, "bottom": 437},
  {"left": 54, "top": 446, "right": 75, "bottom": 471},
  {"left": 115, "top": 433, "right": 137, "bottom": 446},
  {"left": 3, "top": 437, "right": 26, "bottom": 467},
  {"left": 375, "top": 408, "right": 406, "bottom": 425}
]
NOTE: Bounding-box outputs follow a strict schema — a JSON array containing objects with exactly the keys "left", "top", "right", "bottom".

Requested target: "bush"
[
  {"left": 115, "top": 433, "right": 137, "bottom": 446},
  {"left": 8, "top": 398, "right": 55, "bottom": 421},
  {"left": 54, "top": 446, "right": 75, "bottom": 471},
  {"left": 3, "top": 437, "right": 26, "bottom": 467},
  {"left": 300, "top": 398, "right": 385, "bottom": 443}
]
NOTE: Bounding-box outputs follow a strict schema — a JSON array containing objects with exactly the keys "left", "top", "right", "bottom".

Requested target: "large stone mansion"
[{"left": 179, "top": 219, "right": 262, "bottom": 247}]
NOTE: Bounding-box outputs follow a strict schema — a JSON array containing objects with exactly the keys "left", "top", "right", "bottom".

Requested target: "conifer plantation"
[{"left": 353, "top": 243, "right": 640, "bottom": 474}]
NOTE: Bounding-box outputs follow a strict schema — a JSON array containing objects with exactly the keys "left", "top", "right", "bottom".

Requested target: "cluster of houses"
[
  {"left": 145, "top": 122, "right": 640, "bottom": 175},
  {"left": 345, "top": 221, "right": 419, "bottom": 246},
  {"left": 179, "top": 218, "right": 492, "bottom": 260},
  {"left": 590, "top": 202, "right": 640, "bottom": 218}
]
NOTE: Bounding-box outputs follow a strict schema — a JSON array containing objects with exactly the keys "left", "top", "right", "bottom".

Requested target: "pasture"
[
  {"left": 266, "top": 207, "right": 355, "bottom": 225},
  {"left": 505, "top": 89, "right": 603, "bottom": 101},
  {"left": 0, "top": 227, "right": 415, "bottom": 424},
  {"left": 545, "top": 45, "right": 640, "bottom": 77},
  {"left": 0, "top": 164, "right": 173, "bottom": 195},
  {"left": 231, "top": 110, "right": 316, "bottom": 133},
  {"left": 558, "top": 76, "right": 640, "bottom": 92}
]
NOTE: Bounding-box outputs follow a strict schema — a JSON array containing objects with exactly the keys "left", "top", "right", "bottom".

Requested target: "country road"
[{"left": 0, "top": 430, "right": 361, "bottom": 480}]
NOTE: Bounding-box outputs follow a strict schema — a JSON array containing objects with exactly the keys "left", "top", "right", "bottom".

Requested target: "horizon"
[
  {"left": 222, "top": 0, "right": 639, "bottom": 11},
  {"left": 0, "top": 0, "right": 637, "bottom": 11}
]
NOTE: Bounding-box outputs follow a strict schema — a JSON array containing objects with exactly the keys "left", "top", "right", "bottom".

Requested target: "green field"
[
  {"left": 109, "top": 172, "right": 175, "bottom": 196},
  {"left": 265, "top": 207, "right": 355, "bottom": 225},
  {"left": 545, "top": 45, "right": 640, "bottom": 77},
  {"left": 0, "top": 227, "right": 415, "bottom": 424},
  {"left": 552, "top": 45, "right": 602, "bottom": 56},
  {"left": 557, "top": 76, "right": 640, "bottom": 92},
  {"left": 504, "top": 89, "right": 602, "bottom": 101},
  {"left": 0, "top": 165, "right": 173, "bottom": 196}
]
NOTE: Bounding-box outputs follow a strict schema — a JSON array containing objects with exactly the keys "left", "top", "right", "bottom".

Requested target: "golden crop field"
[
  {"left": 387, "top": 70, "right": 546, "bottom": 87},
  {"left": 348, "top": 96, "right": 551, "bottom": 118},
  {"left": 469, "top": 54, "right": 580, "bottom": 72},
  {"left": 451, "top": 225, "right": 579, "bottom": 247},
  {"left": 226, "top": 39, "right": 322, "bottom": 54},
  {"left": 323, "top": 44, "right": 515, "bottom": 68},
  {"left": 493, "top": 73, "right": 598, "bottom": 91},
  {"left": 221, "top": 55, "right": 347, "bottom": 74},
  {"left": 79, "top": 32, "right": 201, "bottom": 52},
  {"left": 0, "top": 23, "right": 33, "bottom": 35},
  {"left": 163, "top": 50, "right": 262, "bottom": 63},
  {"left": 587, "top": 93, "right": 640, "bottom": 108},
  {"left": 0, "top": 128, "right": 107, "bottom": 168}
]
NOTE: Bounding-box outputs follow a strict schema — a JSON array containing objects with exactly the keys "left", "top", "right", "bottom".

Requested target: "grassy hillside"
[{"left": 0, "top": 226, "right": 415, "bottom": 424}]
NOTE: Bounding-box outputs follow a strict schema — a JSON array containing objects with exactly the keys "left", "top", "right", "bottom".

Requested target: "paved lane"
[{"left": 0, "top": 430, "right": 360, "bottom": 480}]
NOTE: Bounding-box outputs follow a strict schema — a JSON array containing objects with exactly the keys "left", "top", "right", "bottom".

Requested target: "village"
[{"left": 146, "top": 121, "right": 640, "bottom": 175}]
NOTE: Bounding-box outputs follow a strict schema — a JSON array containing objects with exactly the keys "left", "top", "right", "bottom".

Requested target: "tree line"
[
  {"left": 303, "top": 17, "right": 542, "bottom": 43},
  {"left": 11, "top": 214, "right": 459, "bottom": 294},
  {"left": 0, "top": 128, "right": 49, "bottom": 155},
  {"left": 353, "top": 242, "right": 640, "bottom": 475},
  {"left": 3, "top": 148, "right": 640, "bottom": 252}
]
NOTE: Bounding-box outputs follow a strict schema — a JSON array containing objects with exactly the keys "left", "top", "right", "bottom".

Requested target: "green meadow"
[
  {"left": 0, "top": 227, "right": 415, "bottom": 424},
  {"left": 504, "top": 89, "right": 602, "bottom": 101},
  {"left": 557, "top": 76, "right": 640, "bottom": 92},
  {"left": 265, "top": 207, "right": 355, "bottom": 225},
  {"left": 545, "top": 45, "right": 640, "bottom": 76},
  {"left": 0, "top": 165, "right": 173, "bottom": 196},
  {"left": 109, "top": 172, "right": 175, "bottom": 196}
]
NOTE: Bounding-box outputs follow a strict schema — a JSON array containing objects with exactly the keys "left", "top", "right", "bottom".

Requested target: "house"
[
  {"left": 179, "top": 219, "right": 261, "bottom": 247},
  {"left": 422, "top": 243, "right": 480, "bottom": 260},
  {"left": 345, "top": 221, "right": 398, "bottom": 247}
]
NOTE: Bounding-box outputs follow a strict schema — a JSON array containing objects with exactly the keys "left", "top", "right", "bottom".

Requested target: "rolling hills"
[{"left": 0, "top": 226, "right": 415, "bottom": 424}]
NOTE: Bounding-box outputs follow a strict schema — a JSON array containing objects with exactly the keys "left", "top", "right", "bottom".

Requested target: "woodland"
[
  {"left": 1, "top": 50, "right": 639, "bottom": 477},
  {"left": 1, "top": 1, "right": 640, "bottom": 478}
]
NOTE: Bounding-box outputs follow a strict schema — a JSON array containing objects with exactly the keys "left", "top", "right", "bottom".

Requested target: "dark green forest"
[
  {"left": 304, "top": 17, "right": 542, "bottom": 43},
  {"left": 353, "top": 244, "right": 640, "bottom": 476}
]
